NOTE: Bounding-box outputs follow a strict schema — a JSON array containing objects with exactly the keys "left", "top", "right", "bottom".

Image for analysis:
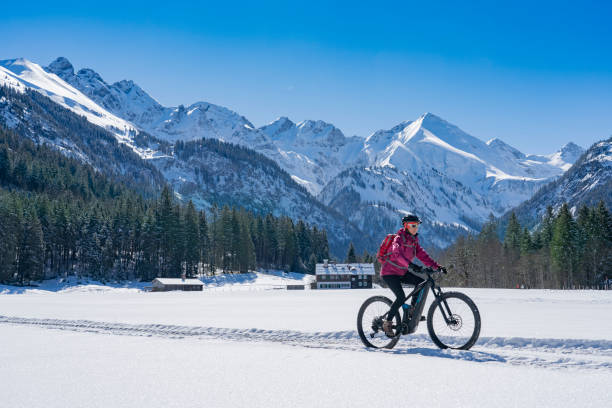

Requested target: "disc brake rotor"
[{"left": 448, "top": 314, "right": 463, "bottom": 331}]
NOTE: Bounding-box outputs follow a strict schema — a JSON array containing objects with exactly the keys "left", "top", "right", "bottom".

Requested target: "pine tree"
[
  {"left": 550, "top": 203, "right": 577, "bottom": 288},
  {"left": 263, "top": 214, "right": 278, "bottom": 268},
  {"left": 237, "top": 217, "right": 256, "bottom": 273},
  {"left": 220, "top": 206, "right": 233, "bottom": 272},
  {"left": 346, "top": 242, "right": 357, "bottom": 263},
  {"left": 541, "top": 206, "right": 555, "bottom": 247},
  {"left": 16, "top": 212, "right": 45, "bottom": 284},
  {"left": 198, "top": 211, "right": 209, "bottom": 275},
  {"left": 156, "top": 186, "right": 174, "bottom": 276},
  {"left": 295, "top": 220, "right": 311, "bottom": 269},
  {"left": 183, "top": 201, "right": 200, "bottom": 277},
  {"left": 169, "top": 204, "right": 184, "bottom": 277},
  {"left": 279, "top": 217, "right": 297, "bottom": 271},
  {"left": 0, "top": 144, "right": 10, "bottom": 183},
  {"left": 137, "top": 208, "right": 158, "bottom": 280},
  {"left": 0, "top": 200, "right": 18, "bottom": 282},
  {"left": 519, "top": 227, "right": 533, "bottom": 255},
  {"left": 593, "top": 201, "right": 612, "bottom": 283},
  {"left": 504, "top": 212, "right": 521, "bottom": 251},
  {"left": 230, "top": 209, "right": 241, "bottom": 272}
]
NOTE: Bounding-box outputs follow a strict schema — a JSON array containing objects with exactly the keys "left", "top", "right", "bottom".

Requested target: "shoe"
[
  {"left": 420, "top": 316, "right": 426, "bottom": 322},
  {"left": 382, "top": 320, "right": 395, "bottom": 337}
]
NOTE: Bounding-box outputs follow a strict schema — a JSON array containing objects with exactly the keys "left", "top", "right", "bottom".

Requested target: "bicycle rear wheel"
[
  {"left": 426, "top": 292, "right": 481, "bottom": 350},
  {"left": 357, "top": 296, "right": 401, "bottom": 349}
]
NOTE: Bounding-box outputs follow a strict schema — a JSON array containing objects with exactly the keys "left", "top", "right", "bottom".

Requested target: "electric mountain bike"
[{"left": 357, "top": 266, "right": 481, "bottom": 350}]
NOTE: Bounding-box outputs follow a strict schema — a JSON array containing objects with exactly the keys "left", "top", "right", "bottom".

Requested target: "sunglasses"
[{"left": 405, "top": 223, "right": 420, "bottom": 228}]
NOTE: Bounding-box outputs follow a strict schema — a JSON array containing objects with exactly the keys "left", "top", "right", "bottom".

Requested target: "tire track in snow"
[{"left": 1, "top": 315, "right": 611, "bottom": 371}]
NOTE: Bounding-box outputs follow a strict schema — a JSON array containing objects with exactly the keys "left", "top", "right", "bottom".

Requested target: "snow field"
[{"left": 0, "top": 286, "right": 611, "bottom": 407}]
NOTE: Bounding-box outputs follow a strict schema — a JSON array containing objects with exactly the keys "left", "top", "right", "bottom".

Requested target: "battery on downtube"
[{"left": 406, "top": 285, "right": 430, "bottom": 334}]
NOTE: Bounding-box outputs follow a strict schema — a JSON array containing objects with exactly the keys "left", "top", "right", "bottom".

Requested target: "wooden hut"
[{"left": 151, "top": 278, "right": 204, "bottom": 292}]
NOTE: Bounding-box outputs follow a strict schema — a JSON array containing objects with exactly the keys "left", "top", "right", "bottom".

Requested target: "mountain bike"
[{"left": 357, "top": 266, "right": 481, "bottom": 350}]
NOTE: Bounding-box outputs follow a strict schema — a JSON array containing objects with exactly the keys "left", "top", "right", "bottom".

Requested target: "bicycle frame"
[{"left": 395, "top": 270, "right": 454, "bottom": 334}]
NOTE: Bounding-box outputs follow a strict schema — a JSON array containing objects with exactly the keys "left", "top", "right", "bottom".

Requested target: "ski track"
[{"left": 1, "top": 315, "right": 611, "bottom": 372}]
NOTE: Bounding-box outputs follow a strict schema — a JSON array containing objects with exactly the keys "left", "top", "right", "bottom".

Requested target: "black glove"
[{"left": 437, "top": 266, "right": 448, "bottom": 274}]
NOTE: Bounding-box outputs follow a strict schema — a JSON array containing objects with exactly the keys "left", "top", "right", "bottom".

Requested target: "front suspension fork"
[{"left": 433, "top": 286, "right": 455, "bottom": 325}]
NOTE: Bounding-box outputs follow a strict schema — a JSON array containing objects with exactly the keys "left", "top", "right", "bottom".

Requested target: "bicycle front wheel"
[
  {"left": 426, "top": 292, "right": 481, "bottom": 350},
  {"left": 357, "top": 296, "right": 401, "bottom": 349}
]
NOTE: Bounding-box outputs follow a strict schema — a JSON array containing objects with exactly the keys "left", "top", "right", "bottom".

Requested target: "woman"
[{"left": 381, "top": 214, "right": 446, "bottom": 337}]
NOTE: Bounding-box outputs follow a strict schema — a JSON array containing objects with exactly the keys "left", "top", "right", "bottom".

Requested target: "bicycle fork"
[{"left": 432, "top": 286, "right": 457, "bottom": 326}]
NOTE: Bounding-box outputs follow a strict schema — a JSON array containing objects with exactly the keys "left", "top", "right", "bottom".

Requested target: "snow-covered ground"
[
  {"left": 0, "top": 281, "right": 611, "bottom": 407},
  {"left": 200, "top": 270, "right": 315, "bottom": 291},
  {"left": 0, "top": 270, "right": 315, "bottom": 295}
]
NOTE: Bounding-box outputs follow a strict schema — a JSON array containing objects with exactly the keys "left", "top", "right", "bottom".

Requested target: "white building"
[{"left": 315, "top": 260, "right": 375, "bottom": 289}]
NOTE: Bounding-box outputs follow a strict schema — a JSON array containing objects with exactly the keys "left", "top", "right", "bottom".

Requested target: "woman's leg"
[
  {"left": 382, "top": 275, "right": 405, "bottom": 321},
  {"left": 400, "top": 272, "right": 425, "bottom": 307}
]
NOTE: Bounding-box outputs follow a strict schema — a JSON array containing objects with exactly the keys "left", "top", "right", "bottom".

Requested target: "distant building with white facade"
[{"left": 315, "top": 260, "right": 375, "bottom": 289}]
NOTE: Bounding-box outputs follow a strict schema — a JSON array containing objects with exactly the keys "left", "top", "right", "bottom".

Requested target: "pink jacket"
[{"left": 380, "top": 228, "right": 440, "bottom": 276}]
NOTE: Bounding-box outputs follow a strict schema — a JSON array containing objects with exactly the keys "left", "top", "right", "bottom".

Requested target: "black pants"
[{"left": 382, "top": 272, "right": 425, "bottom": 322}]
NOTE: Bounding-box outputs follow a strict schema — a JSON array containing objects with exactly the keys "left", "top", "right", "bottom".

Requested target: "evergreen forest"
[
  {"left": 0, "top": 126, "right": 330, "bottom": 285},
  {"left": 440, "top": 203, "right": 612, "bottom": 289}
]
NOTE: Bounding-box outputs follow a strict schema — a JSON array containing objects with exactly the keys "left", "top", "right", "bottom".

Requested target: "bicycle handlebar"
[{"left": 408, "top": 263, "right": 446, "bottom": 278}]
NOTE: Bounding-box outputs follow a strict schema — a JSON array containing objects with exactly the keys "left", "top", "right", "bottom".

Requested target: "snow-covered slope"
[
  {"left": 0, "top": 65, "right": 370, "bottom": 257},
  {"left": 0, "top": 85, "right": 165, "bottom": 191},
  {"left": 259, "top": 117, "right": 365, "bottom": 193},
  {"left": 320, "top": 113, "right": 583, "bottom": 247},
  {"left": 5, "top": 56, "right": 586, "bottom": 252},
  {"left": 503, "top": 137, "right": 611, "bottom": 227},
  {"left": 0, "top": 58, "right": 154, "bottom": 157},
  {"left": 363, "top": 113, "right": 578, "bottom": 209},
  {"left": 45, "top": 57, "right": 272, "bottom": 147},
  {"left": 318, "top": 165, "right": 491, "bottom": 248},
  {"left": 45, "top": 58, "right": 365, "bottom": 194},
  {"left": 156, "top": 137, "right": 372, "bottom": 256}
]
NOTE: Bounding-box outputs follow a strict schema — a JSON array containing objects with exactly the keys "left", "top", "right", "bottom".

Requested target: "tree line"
[
  {"left": 440, "top": 202, "right": 612, "bottom": 289},
  {"left": 0, "top": 126, "right": 329, "bottom": 285}
]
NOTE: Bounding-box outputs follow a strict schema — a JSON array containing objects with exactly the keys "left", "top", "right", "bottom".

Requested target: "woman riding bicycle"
[{"left": 381, "top": 214, "right": 446, "bottom": 337}]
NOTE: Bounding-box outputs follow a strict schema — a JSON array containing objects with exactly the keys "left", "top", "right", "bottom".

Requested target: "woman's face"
[{"left": 404, "top": 222, "right": 419, "bottom": 235}]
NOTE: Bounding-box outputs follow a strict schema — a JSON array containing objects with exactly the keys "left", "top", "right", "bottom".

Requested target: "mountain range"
[
  {"left": 2, "top": 56, "right": 607, "bottom": 255},
  {"left": 501, "top": 136, "right": 612, "bottom": 230}
]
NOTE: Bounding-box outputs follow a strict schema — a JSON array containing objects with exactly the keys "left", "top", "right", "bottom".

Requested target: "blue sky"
[{"left": 2, "top": 0, "right": 611, "bottom": 154}]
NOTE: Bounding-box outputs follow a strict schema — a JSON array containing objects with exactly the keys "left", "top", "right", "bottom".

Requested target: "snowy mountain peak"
[
  {"left": 46, "top": 57, "right": 74, "bottom": 80},
  {"left": 260, "top": 117, "right": 296, "bottom": 139},
  {"left": 419, "top": 112, "right": 445, "bottom": 123},
  {"left": 76, "top": 68, "right": 104, "bottom": 83},
  {"left": 1, "top": 57, "right": 139, "bottom": 148},
  {"left": 544, "top": 142, "right": 585, "bottom": 171},
  {"left": 297, "top": 119, "right": 335, "bottom": 135},
  {"left": 558, "top": 142, "right": 584, "bottom": 162},
  {"left": 486, "top": 138, "right": 526, "bottom": 160},
  {"left": 113, "top": 79, "right": 141, "bottom": 94},
  {"left": 1, "top": 58, "right": 42, "bottom": 76}
]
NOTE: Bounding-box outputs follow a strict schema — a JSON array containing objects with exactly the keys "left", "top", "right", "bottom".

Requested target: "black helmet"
[{"left": 402, "top": 214, "right": 421, "bottom": 224}]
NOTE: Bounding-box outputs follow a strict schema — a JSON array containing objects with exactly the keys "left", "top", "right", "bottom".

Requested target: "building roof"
[
  {"left": 153, "top": 278, "right": 204, "bottom": 286},
  {"left": 315, "top": 263, "right": 375, "bottom": 275}
]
